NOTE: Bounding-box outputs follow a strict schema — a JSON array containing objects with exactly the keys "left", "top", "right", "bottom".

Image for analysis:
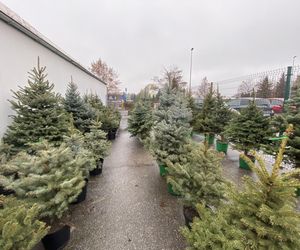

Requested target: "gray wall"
[{"left": 0, "top": 20, "right": 107, "bottom": 137}]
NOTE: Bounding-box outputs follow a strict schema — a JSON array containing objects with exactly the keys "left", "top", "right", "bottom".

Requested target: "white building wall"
[{"left": 0, "top": 20, "right": 107, "bottom": 137}]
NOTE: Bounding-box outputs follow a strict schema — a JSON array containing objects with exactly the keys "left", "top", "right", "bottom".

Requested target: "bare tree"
[
  {"left": 237, "top": 80, "right": 255, "bottom": 97},
  {"left": 153, "top": 66, "right": 187, "bottom": 91},
  {"left": 197, "top": 77, "right": 210, "bottom": 98},
  {"left": 90, "top": 58, "right": 121, "bottom": 96}
]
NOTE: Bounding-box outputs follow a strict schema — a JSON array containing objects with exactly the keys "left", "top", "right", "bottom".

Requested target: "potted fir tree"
[
  {"left": 213, "top": 91, "right": 233, "bottom": 153},
  {"left": 225, "top": 99, "right": 270, "bottom": 170},
  {"left": 0, "top": 141, "right": 87, "bottom": 250},
  {"left": 64, "top": 80, "right": 95, "bottom": 133},
  {"left": 2, "top": 59, "right": 70, "bottom": 155},
  {"left": 166, "top": 142, "right": 226, "bottom": 228},
  {"left": 0, "top": 195, "right": 49, "bottom": 250},
  {"left": 84, "top": 120, "right": 111, "bottom": 176},
  {"left": 63, "top": 126, "right": 96, "bottom": 203},
  {"left": 193, "top": 84, "right": 218, "bottom": 146},
  {"left": 285, "top": 89, "right": 300, "bottom": 195},
  {"left": 83, "top": 93, "right": 120, "bottom": 140},
  {"left": 150, "top": 85, "right": 180, "bottom": 176},
  {"left": 103, "top": 108, "right": 121, "bottom": 140},
  {"left": 128, "top": 101, "right": 153, "bottom": 142},
  {"left": 286, "top": 89, "right": 300, "bottom": 168},
  {"left": 150, "top": 86, "right": 192, "bottom": 194},
  {"left": 182, "top": 125, "right": 300, "bottom": 249}
]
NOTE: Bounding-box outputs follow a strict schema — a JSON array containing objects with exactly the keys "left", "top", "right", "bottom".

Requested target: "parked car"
[
  {"left": 227, "top": 98, "right": 274, "bottom": 117},
  {"left": 269, "top": 98, "right": 284, "bottom": 113}
]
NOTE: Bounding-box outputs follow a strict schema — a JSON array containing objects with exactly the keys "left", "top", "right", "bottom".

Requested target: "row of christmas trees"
[
  {"left": 0, "top": 60, "right": 120, "bottom": 249},
  {"left": 128, "top": 82, "right": 300, "bottom": 249}
]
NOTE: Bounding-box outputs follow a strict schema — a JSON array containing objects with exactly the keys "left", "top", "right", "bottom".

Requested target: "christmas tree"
[
  {"left": 63, "top": 125, "right": 96, "bottom": 178},
  {"left": 64, "top": 80, "right": 95, "bottom": 133},
  {"left": 3, "top": 59, "right": 70, "bottom": 154},
  {"left": 153, "top": 86, "right": 179, "bottom": 124},
  {"left": 83, "top": 93, "right": 105, "bottom": 117},
  {"left": 0, "top": 196, "right": 49, "bottom": 250},
  {"left": 212, "top": 90, "right": 233, "bottom": 142},
  {"left": 285, "top": 88, "right": 300, "bottom": 167},
  {"left": 193, "top": 84, "right": 218, "bottom": 144},
  {"left": 186, "top": 94, "right": 198, "bottom": 129},
  {"left": 262, "top": 114, "right": 288, "bottom": 158},
  {"left": 128, "top": 101, "right": 153, "bottom": 141},
  {"left": 99, "top": 107, "right": 120, "bottom": 134},
  {"left": 182, "top": 203, "right": 244, "bottom": 249},
  {"left": 0, "top": 141, "right": 85, "bottom": 220},
  {"left": 167, "top": 142, "right": 226, "bottom": 209},
  {"left": 84, "top": 120, "right": 111, "bottom": 163},
  {"left": 182, "top": 126, "right": 300, "bottom": 249},
  {"left": 150, "top": 86, "right": 192, "bottom": 164},
  {"left": 225, "top": 99, "right": 270, "bottom": 156},
  {"left": 83, "top": 93, "right": 120, "bottom": 134}
]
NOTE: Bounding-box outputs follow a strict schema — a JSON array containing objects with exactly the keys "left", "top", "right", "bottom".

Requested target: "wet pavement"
[{"left": 65, "top": 111, "right": 186, "bottom": 250}]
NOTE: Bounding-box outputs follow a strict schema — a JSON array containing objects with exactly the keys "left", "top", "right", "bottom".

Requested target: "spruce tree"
[
  {"left": 167, "top": 142, "right": 226, "bottom": 209},
  {"left": 153, "top": 86, "right": 179, "bottom": 124},
  {"left": 225, "top": 100, "right": 270, "bottom": 156},
  {"left": 0, "top": 141, "right": 86, "bottom": 220},
  {"left": 186, "top": 94, "right": 198, "bottom": 129},
  {"left": 212, "top": 91, "right": 233, "bottom": 142},
  {"left": 64, "top": 81, "right": 95, "bottom": 133},
  {"left": 100, "top": 107, "right": 120, "bottom": 133},
  {"left": 63, "top": 126, "right": 96, "bottom": 178},
  {"left": 262, "top": 115, "right": 288, "bottom": 158},
  {"left": 286, "top": 88, "right": 300, "bottom": 167},
  {"left": 83, "top": 93, "right": 120, "bottom": 134},
  {"left": 84, "top": 120, "right": 111, "bottom": 163},
  {"left": 83, "top": 93, "right": 104, "bottom": 113},
  {"left": 150, "top": 86, "right": 192, "bottom": 164},
  {"left": 256, "top": 76, "right": 273, "bottom": 98},
  {"left": 0, "top": 196, "right": 49, "bottom": 250},
  {"left": 193, "top": 85, "right": 218, "bottom": 140},
  {"left": 182, "top": 126, "right": 300, "bottom": 249},
  {"left": 128, "top": 101, "right": 153, "bottom": 141},
  {"left": 273, "top": 73, "right": 285, "bottom": 98},
  {"left": 3, "top": 60, "right": 70, "bottom": 154}
]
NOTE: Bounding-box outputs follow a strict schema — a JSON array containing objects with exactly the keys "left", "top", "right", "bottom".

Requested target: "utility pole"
[{"left": 189, "top": 48, "right": 194, "bottom": 94}]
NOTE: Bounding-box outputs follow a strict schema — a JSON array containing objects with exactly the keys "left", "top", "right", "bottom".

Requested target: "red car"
[{"left": 269, "top": 98, "right": 284, "bottom": 113}]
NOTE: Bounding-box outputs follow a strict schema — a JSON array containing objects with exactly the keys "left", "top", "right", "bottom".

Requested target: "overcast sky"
[{"left": 2, "top": 0, "right": 300, "bottom": 95}]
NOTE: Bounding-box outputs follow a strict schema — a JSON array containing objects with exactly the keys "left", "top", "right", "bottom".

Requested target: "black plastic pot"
[
  {"left": 107, "top": 130, "right": 116, "bottom": 140},
  {"left": 71, "top": 180, "right": 88, "bottom": 204},
  {"left": 183, "top": 206, "right": 198, "bottom": 229},
  {"left": 90, "top": 159, "right": 104, "bottom": 176},
  {"left": 42, "top": 225, "right": 70, "bottom": 250},
  {"left": 0, "top": 186, "right": 15, "bottom": 196}
]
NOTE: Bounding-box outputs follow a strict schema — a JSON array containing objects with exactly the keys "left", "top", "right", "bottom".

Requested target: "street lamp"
[
  {"left": 189, "top": 48, "right": 194, "bottom": 94},
  {"left": 293, "top": 55, "right": 297, "bottom": 67}
]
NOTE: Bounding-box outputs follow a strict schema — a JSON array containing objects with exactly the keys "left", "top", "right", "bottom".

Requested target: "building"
[{"left": 0, "top": 3, "right": 107, "bottom": 137}]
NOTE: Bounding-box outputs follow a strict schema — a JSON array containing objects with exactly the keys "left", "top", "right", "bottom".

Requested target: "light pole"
[
  {"left": 293, "top": 55, "right": 297, "bottom": 68},
  {"left": 189, "top": 48, "right": 194, "bottom": 94}
]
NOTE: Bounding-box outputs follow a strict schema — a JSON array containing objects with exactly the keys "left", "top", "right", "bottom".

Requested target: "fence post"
[{"left": 284, "top": 66, "right": 292, "bottom": 101}]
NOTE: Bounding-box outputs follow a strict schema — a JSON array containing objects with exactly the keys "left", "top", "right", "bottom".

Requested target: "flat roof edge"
[{"left": 0, "top": 9, "right": 107, "bottom": 86}]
